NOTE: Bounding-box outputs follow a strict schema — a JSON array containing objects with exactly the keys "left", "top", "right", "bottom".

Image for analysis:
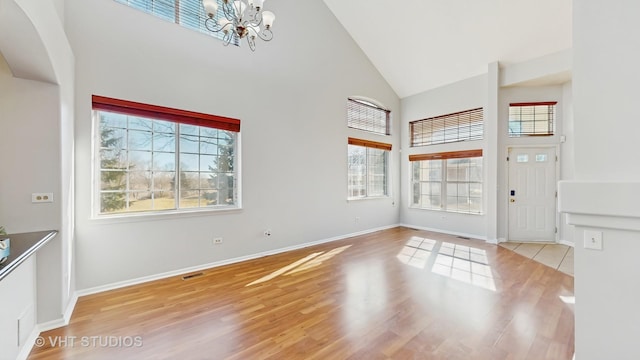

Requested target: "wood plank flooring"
[{"left": 28, "top": 227, "right": 574, "bottom": 359}]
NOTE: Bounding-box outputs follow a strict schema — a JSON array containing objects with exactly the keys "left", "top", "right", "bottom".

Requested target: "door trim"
[{"left": 505, "top": 144, "right": 560, "bottom": 243}]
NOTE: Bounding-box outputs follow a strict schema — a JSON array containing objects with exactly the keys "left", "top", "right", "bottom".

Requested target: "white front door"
[{"left": 507, "top": 147, "right": 557, "bottom": 242}]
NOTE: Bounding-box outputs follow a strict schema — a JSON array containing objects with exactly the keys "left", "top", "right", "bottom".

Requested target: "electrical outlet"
[
  {"left": 264, "top": 229, "right": 272, "bottom": 237},
  {"left": 213, "top": 237, "right": 223, "bottom": 245},
  {"left": 355, "top": 217, "right": 360, "bottom": 223},
  {"left": 32, "top": 193, "right": 53, "bottom": 203}
]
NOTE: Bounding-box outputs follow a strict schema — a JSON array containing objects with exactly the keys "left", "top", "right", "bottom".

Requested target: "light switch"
[{"left": 584, "top": 230, "right": 603, "bottom": 250}]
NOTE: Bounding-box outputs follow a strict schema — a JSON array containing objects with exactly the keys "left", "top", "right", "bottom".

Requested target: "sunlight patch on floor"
[
  {"left": 397, "top": 237, "right": 496, "bottom": 291},
  {"left": 246, "top": 245, "right": 352, "bottom": 286},
  {"left": 432, "top": 242, "right": 496, "bottom": 291}
]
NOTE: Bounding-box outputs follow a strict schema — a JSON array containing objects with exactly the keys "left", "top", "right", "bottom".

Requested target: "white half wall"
[{"left": 565, "top": 1, "right": 640, "bottom": 358}]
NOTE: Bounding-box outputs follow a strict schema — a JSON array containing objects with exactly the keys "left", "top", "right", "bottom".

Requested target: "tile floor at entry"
[{"left": 499, "top": 242, "right": 574, "bottom": 276}]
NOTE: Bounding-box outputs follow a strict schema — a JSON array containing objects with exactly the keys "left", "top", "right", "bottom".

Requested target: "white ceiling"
[{"left": 322, "top": 0, "right": 572, "bottom": 98}]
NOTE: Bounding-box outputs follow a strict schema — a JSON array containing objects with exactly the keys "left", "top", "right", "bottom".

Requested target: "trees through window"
[{"left": 94, "top": 95, "right": 240, "bottom": 215}]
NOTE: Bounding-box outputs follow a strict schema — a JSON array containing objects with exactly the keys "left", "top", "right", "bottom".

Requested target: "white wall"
[
  {"left": 66, "top": 0, "right": 400, "bottom": 290},
  {"left": 0, "top": 56, "right": 61, "bottom": 233},
  {"left": 566, "top": 1, "right": 640, "bottom": 358}
]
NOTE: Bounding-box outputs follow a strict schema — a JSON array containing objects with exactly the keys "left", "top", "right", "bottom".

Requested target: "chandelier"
[{"left": 202, "top": 0, "right": 275, "bottom": 51}]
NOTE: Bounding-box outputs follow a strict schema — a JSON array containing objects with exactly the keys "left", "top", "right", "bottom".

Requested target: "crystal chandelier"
[{"left": 202, "top": 0, "right": 275, "bottom": 51}]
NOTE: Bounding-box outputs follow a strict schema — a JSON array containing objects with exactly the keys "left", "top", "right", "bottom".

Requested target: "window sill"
[
  {"left": 90, "top": 206, "right": 243, "bottom": 224},
  {"left": 409, "top": 206, "right": 483, "bottom": 216},
  {"left": 347, "top": 196, "right": 390, "bottom": 202}
]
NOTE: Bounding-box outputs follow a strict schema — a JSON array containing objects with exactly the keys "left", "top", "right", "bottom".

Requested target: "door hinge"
[
  {"left": 556, "top": 155, "right": 558, "bottom": 162},
  {"left": 555, "top": 191, "right": 558, "bottom": 198},
  {"left": 506, "top": 156, "right": 510, "bottom": 161},
  {"left": 555, "top": 227, "right": 558, "bottom": 234}
]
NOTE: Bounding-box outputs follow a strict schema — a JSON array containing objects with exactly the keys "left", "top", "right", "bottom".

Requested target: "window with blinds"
[
  {"left": 410, "top": 150, "right": 483, "bottom": 214},
  {"left": 410, "top": 108, "right": 483, "bottom": 147},
  {"left": 348, "top": 138, "right": 391, "bottom": 199},
  {"left": 114, "top": 0, "right": 239, "bottom": 45},
  {"left": 347, "top": 98, "right": 391, "bottom": 135},
  {"left": 508, "top": 102, "right": 556, "bottom": 137},
  {"left": 93, "top": 95, "right": 241, "bottom": 216}
]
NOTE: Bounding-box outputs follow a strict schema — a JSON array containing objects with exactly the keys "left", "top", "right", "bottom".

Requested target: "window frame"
[
  {"left": 347, "top": 137, "right": 392, "bottom": 200},
  {"left": 92, "top": 95, "right": 241, "bottom": 217},
  {"left": 409, "top": 150, "right": 483, "bottom": 214}
]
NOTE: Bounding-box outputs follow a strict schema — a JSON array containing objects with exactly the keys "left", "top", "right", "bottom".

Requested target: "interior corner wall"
[
  {"left": 399, "top": 74, "right": 488, "bottom": 239},
  {"left": 559, "top": 81, "right": 574, "bottom": 245},
  {"left": 399, "top": 66, "right": 574, "bottom": 244},
  {"left": 66, "top": 0, "right": 400, "bottom": 290}
]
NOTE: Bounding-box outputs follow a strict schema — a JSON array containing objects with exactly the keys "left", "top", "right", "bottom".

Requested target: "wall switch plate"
[
  {"left": 584, "top": 230, "right": 603, "bottom": 250},
  {"left": 32, "top": 193, "right": 53, "bottom": 203}
]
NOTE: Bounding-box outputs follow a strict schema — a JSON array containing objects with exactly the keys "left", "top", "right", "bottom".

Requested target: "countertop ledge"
[{"left": 0, "top": 230, "right": 57, "bottom": 282}]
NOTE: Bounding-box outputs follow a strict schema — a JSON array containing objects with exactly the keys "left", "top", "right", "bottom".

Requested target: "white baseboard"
[
  {"left": 559, "top": 239, "right": 575, "bottom": 247},
  {"left": 400, "top": 223, "right": 488, "bottom": 242},
  {"left": 19, "top": 293, "right": 80, "bottom": 359},
  {"left": 62, "top": 292, "right": 79, "bottom": 325},
  {"left": 77, "top": 224, "right": 400, "bottom": 297},
  {"left": 16, "top": 327, "right": 41, "bottom": 360}
]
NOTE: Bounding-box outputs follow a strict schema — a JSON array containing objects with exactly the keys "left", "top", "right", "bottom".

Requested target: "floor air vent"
[
  {"left": 457, "top": 236, "right": 471, "bottom": 240},
  {"left": 182, "top": 272, "right": 204, "bottom": 280}
]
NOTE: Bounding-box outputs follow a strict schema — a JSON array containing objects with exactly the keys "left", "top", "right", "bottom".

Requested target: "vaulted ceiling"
[{"left": 322, "top": 0, "right": 572, "bottom": 98}]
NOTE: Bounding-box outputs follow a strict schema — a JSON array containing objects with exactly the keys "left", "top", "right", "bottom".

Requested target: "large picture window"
[
  {"left": 410, "top": 150, "right": 483, "bottom": 214},
  {"left": 348, "top": 138, "right": 391, "bottom": 199},
  {"left": 93, "top": 95, "right": 241, "bottom": 215}
]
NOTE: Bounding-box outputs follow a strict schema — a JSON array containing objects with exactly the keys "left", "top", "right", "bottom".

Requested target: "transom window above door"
[{"left": 508, "top": 102, "right": 557, "bottom": 137}]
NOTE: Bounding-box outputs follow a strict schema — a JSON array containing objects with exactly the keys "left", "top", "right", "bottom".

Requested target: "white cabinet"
[{"left": 0, "top": 256, "right": 36, "bottom": 360}]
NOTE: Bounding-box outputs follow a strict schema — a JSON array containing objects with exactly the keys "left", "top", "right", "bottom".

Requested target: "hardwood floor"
[{"left": 28, "top": 227, "right": 574, "bottom": 359}]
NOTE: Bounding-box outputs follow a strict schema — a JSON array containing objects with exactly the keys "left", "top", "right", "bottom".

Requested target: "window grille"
[{"left": 410, "top": 108, "right": 483, "bottom": 147}]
